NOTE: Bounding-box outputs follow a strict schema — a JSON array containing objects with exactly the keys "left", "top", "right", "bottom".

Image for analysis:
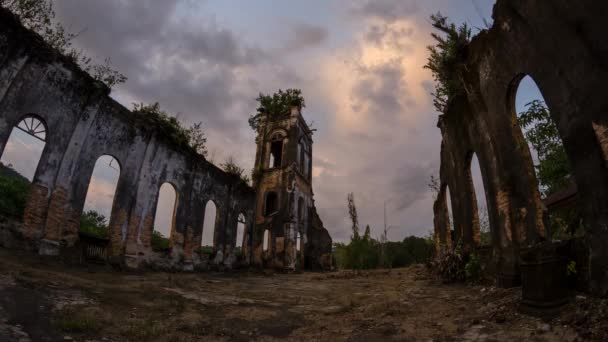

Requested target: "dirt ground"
[{"left": 0, "top": 249, "right": 605, "bottom": 341}]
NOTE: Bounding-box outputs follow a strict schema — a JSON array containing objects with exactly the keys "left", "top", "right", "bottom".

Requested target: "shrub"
[
  {"left": 200, "top": 246, "right": 214, "bottom": 255},
  {"left": 151, "top": 230, "right": 170, "bottom": 251},
  {"left": 434, "top": 246, "right": 466, "bottom": 283},
  {"left": 79, "top": 210, "right": 109, "bottom": 238},
  {"left": 464, "top": 252, "right": 482, "bottom": 282}
]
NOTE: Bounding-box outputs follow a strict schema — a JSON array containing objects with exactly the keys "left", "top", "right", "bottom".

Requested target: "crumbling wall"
[
  {"left": 0, "top": 8, "right": 255, "bottom": 270},
  {"left": 433, "top": 0, "right": 608, "bottom": 294}
]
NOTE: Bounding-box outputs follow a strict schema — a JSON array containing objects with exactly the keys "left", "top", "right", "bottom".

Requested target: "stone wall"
[
  {"left": 0, "top": 8, "right": 255, "bottom": 270},
  {"left": 433, "top": 0, "right": 608, "bottom": 294}
]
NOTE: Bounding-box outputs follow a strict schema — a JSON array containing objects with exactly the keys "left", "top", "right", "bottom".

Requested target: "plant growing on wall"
[
  {"left": 424, "top": 13, "right": 472, "bottom": 114},
  {"left": 248, "top": 89, "right": 305, "bottom": 131},
  {"left": 0, "top": 0, "right": 127, "bottom": 88},
  {"left": 132, "top": 102, "right": 208, "bottom": 158},
  {"left": 220, "top": 156, "right": 250, "bottom": 185}
]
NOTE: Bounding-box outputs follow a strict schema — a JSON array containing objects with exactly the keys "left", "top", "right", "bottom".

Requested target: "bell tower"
[{"left": 252, "top": 104, "right": 315, "bottom": 270}]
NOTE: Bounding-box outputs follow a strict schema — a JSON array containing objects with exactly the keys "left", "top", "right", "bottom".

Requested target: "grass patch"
[
  {"left": 51, "top": 309, "right": 103, "bottom": 334},
  {"left": 121, "top": 319, "right": 168, "bottom": 341}
]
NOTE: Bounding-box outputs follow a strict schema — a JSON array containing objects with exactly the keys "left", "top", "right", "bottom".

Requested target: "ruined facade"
[
  {"left": 249, "top": 106, "right": 332, "bottom": 271},
  {"left": 0, "top": 8, "right": 331, "bottom": 271},
  {"left": 433, "top": 0, "right": 608, "bottom": 295}
]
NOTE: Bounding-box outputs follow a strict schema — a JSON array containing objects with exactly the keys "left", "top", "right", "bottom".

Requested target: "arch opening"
[
  {"left": 201, "top": 200, "right": 217, "bottom": 253},
  {"left": 0, "top": 115, "right": 47, "bottom": 218},
  {"left": 265, "top": 192, "right": 278, "bottom": 216},
  {"left": 263, "top": 229, "right": 270, "bottom": 252},
  {"left": 511, "top": 75, "right": 578, "bottom": 240},
  {"left": 445, "top": 185, "right": 455, "bottom": 241},
  {"left": 236, "top": 213, "right": 245, "bottom": 250},
  {"left": 296, "top": 231, "right": 302, "bottom": 252},
  {"left": 151, "top": 183, "right": 177, "bottom": 251},
  {"left": 80, "top": 155, "right": 121, "bottom": 239},
  {"left": 468, "top": 153, "right": 491, "bottom": 246}
]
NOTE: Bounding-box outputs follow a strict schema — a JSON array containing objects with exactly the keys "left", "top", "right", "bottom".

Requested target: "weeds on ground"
[{"left": 51, "top": 309, "right": 103, "bottom": 334}]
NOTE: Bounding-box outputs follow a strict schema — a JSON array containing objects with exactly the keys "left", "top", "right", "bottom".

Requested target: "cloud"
[
  {"left": 284, "top": 23, "right": 328, "bottom": 50},
  {"left": 40, "top": 1, "right": 474, "bottom": 244},
  {"left": 351, "top": 0, "right": 420, "bottom": 23}
]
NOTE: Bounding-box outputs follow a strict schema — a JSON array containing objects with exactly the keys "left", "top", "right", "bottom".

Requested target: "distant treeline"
[{"left": 333, "top": 231, "right": 433, "bottom": 270}]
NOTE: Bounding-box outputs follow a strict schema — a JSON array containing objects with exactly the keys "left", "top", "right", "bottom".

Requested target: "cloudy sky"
[{"left": 1, "top": 0, "right": 547, "bottom": 243}]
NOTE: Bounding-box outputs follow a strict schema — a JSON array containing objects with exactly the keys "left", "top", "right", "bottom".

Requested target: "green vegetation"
[
  {"left": 248, "top": 88, "right": 305, "bottom": 131},
  {"left": 200, "top": 246, "right": 214, "bottom": 255},
  {"left": 79, "top": 210, "right": 109, "bottom": 239},
  {"left": 151, "top": 230, "right": 170, "bottom": 251},
  {"left": 0, "top": 163, "right": 30, "bottom": 218},
  {"left": 518, "top": 100, "right": 572, "bottom": 197},
  {"left": 220, "top": 156, "right": 250, "bottom": 184},
  {"left": 0, "top": 0, "right": 126, "bottom": 88},
  {"left": 51, "top": 309, "right": 103, "bottom": 333},
  {"left": 334, "top": 193, "right": 433, "bottom": 270},
  {"left": 424, "top": 13, "right": 472, "bottom": 114},
  {"left": 132, "top": 102, "right": 208, "bottom": 157}
]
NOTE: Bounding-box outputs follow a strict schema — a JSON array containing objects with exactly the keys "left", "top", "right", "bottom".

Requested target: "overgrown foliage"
[
  {"left": 132, "top": 102, "right": 208, "bottom": 157},
  {"left": 220, "top": 156, "right": 250, "bottom": 184},
  {"left": 0, "top": 0, "right": 126, "bottom": 88},
  {"left": 79, "top": 210, "right": 108, "bottom": 238},
  {"left": 432, "top": 243, "right": 467, "bottom": 283},
  {"left": 424, "top": 13, "right": 472, "bottom": 113},
  {"left": 248, "top": 89, "right": 305, "bottom": 131},
  {"left": 518, "top": 100, "right": 572, "bottom": 196},
  {"left": 0, "top": 163, "right": 29, "bottom": 218},
  {"left": 431, "top": 242, "right": 483, "bottom": 283}
]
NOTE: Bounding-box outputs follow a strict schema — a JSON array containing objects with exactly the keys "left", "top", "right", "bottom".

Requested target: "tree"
[
  {"left": 132, "top": 102, "right": 207, "bottom": 157},
  {"left": 79, "top": 210, "right": 108, "bottom": 238},
  {"left": 1, "top": 0, "right": 126, "bottom": 88},
  {"left": 424, "top": 13, "right": 471, "bottom": 114},
  {"left": 220, "top": 156, "right": 250, "bottom": 184},
  {"left": 427, "top": 173, "right": 441, "bottom": 200},
  {"left": 518, "top": 100, "right": 572, "bottom": 196},
  {"left": 248, "top": 89, "right": 305, "bottom": 131},
  {"left": 347, "top": 192, "right": 360, "bottom": 240}
]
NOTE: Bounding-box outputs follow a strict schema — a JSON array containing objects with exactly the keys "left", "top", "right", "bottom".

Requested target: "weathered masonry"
[
  {"left": 0, "top": 8, "right": 331, "bottom": 271},
  {"left": 250, "top": 106, "right": 332, "bottom": 271},
  {"left": 433, "top": 0, "right": 608, "bottom": 295}
]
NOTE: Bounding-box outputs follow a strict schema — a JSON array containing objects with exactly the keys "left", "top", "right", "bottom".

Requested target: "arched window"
[
  {"left": 445, "top": 185, "right": 454, "bottom": 234},
  {"left": 0, "top": 115, "right": 47, "bottom": 181},
  {"left": 268, "top": 133, "right": 284, "bottom": 168},
  {"left": 152, "top": 182, "right": 177, "bottom": 250},
  {"left": 296, "top": 231, "right": 302, "bottom": 252},
  {"left": 513, "top": 75, "right": 571, "bottom": 197},
  {"left": 201, "top": 200, "right": 217, "bottom": 247},
  {"left": 236, "top": 213, "right": 245, "bottom": 248},
  {"left": 512, "top": 75, "right": 574, "bottom": 239},
  {"left": 81, "top": 155, "right": 121, "bottom": 238},
  {"left": 263, "top": 229, "right": 270, "bottom": 252},
  {"left": 264, "top": 192, "right": 278, "bottom": 216},
  {"left": 468, "top": 153, "right": 490, "bottom": 245}
]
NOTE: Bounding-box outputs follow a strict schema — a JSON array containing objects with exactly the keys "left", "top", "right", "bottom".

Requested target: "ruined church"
[{"left": 0, "top": 7, "right": 332, "bottom": 271}]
